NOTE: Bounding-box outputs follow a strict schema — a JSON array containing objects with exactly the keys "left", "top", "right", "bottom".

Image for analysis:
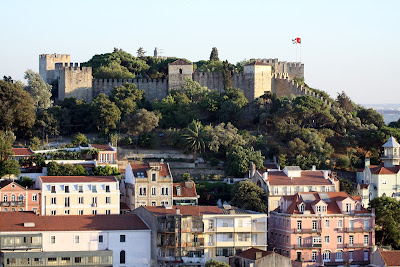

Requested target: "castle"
[{"left": 39, "top": 53, "right": 332, "bottom": 106}]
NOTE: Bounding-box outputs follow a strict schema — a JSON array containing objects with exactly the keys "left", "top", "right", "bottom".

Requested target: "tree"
[
  {"left": 29, "top": 137, "right": 41, "bottom": 151},
  {"left": 95, "top": 61, "right": 136, "bottom": 79},
  {"left": 0, "top": 131, "right": 15, "bottom": 159},
  {"left": 15, "top": 176, "right": 34, "bottom": 188},
  {"left": 222, "top": 60, "right": 233, "bottom": 90},
  {"left": 370, "top": 196, "right": 400, "bottom": 248},
  {"left": 71, "top": 133, "right": 88, "bottom": 147},
  {"left": 3, "top": 76, "right": 13, "bottom": 83},
  {"left": 225, "top": 146, "right": 264, "bottom": 176},
  {"left": 137, "top": 47, "right": 146, "bottom": 58},
  {"left": 93, "top": 165, "right": 120, "bottom": 176},
  {"left": 24, "top": 69, "right": 52, "bottom": 110},
  {"left": 91, "top": 94, "right": 121, "bottom": 134},
  {"left": 336, "top": 155, "right": 351, "bottom": 169},
  {"left": 0, "top": 80, "right": 36, "bottom": 133},
  {"left": 209, "top": 47, "right": 219, "bottom": 61},
  {"left": 219, "top": 88, "right": 248, "bottom": 124},
  {"left": 336, "top": 91, "right": 354, "bottom": 112},
  {"left": 0, "top": 159, "right": 20, "bottom": 178},
  {"left": 110, "top": 83, "right": 144, "bottom": 115},
  {"left": 338, "top": 177, "right": 354, "bottom": 195},
  {"left": 33, "top": 109, "right": 60, "bottom": 138},
  {"left": 47, "top": 162, "right": 88, "bottom": 176},
  {"left": 205, "top": 259, "right": 230, "bottom": 267},
  {"left": 124, "top": 109, "right": 159, "bottom": 136},
  {"left": 182, "top": 120, "right": 208, "bottom": 161},
  {"left": 232, "top": 180, "right": 268, "bottom": 213},
  {"left": 356, "top": 107, "right": 385, "bottom": 128}
]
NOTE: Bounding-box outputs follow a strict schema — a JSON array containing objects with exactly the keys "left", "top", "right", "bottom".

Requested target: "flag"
[{"left": 292, "top": 37, "right": 301, "bottom": 44}]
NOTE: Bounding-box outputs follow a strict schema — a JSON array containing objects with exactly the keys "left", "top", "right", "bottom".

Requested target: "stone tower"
[
  {"left": 57, "top": 63, "right": 93, "bottom": 102},
  {"left": 39, "top": 54, "right": 71, "bottom": 84},
  {"left": 243, "top": 61, "right": 273, "bottom": 100},
  {"left": 382, "top": 136, "right": 400, "bottom": 167},
  {"left": 168, "top": 59, "right": 193, "bottom": 92}
]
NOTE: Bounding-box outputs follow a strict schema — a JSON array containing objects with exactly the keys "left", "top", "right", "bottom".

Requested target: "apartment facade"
[
  {"left": 35, "top": 176, "right": 120, "bottom": 215},
  {"left": 0, "top": 180, "right": 41, "bottom": 213},
  {"left": 88, "top": 144, "right": 117, "bottom": 166},
  {"left": 269, "top": 192, "right": 375, "bottom": 266},
  {"left": 251, "top": 166, "right": 339, "bottom": 211},
  {"left": 133, "top": 205, "right": 268, "bottom": 266},
  {"left": 173, "top": 181, "right": 199, "bottom": 206},
  {"left": 0, "top": 212, "right": 151, "bottom": 267}
]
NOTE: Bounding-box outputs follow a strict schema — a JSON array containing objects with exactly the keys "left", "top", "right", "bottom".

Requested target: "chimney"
[
  {"left": 185, "top": 180, "right": 194, "bottom": 188},
  {"left": 255, "top": 252, "right": 263, "bottom": 260},
  {"left": 323, "top": 171, "right": 329, "bottom": 179},
  {"left": 311, "top": 165, "right": 316, "bottom": 171},
  {"left": 229, "top": 209, "right": 235, "bottom": 214},
  {"left": 175, "top": 208, "right": 180, "bottom": 215},
  {"left": 365, "top": 158, "right": 370, "bottom": 167},
  {"left": 263, "top": 172, "right": 268, "bottom": 180}
]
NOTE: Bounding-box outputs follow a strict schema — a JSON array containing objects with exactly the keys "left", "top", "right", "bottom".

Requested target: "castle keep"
[{"left": 39, "top": 54, "right": 331, "bottom": 106}]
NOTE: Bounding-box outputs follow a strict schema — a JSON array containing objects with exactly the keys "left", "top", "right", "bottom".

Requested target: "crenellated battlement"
[
  {"left": 40, "top": 53, "right": 70, "bottom": 59},
  {"left": 252, "top": 58, "right": 304, "bottom": 79},
  {"left": 55, "top": 62, "right": 91, "bottom": 72}
]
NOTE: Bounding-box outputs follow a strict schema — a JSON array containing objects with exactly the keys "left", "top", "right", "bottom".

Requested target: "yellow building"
[{"left": 35, "top": 176, "right": 120, "bottom": 215}]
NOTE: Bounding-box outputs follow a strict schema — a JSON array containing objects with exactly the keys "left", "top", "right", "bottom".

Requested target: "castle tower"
[
  {"left": 167, "top": 59, "right": 193, "bottom": 92},
  {"left": 243, "top": 61, "right": 273, "bottom": 100},
  {"left": 382, "top": 136, "right": 400, "bottom": 167},
  {"left": 39, "top": 54, "right": 71, "bottom": 84},
  {"left": 58, "top": 63, "right": 93, "bottom": 102}
]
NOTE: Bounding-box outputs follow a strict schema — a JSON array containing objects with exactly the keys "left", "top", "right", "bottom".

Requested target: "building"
[
  {"left": 229, "top": 247, "right": 292, "bottom": 267},
  {"left": 173, "top": 181, "right": 199, "bottom": 206},
  {"left": 370, "top": 249, "right": 400, "bottom": 267},
  {"left": 269, "top": 192, "right": 375, "bottom": 266},
  {"left": 251, "top": 166, "right": 339, "bottom": 211},
  {"left": 356, "top": 137, "right": 400, "bottom": 207},
  {"left": 132, "top": 205, "right": 268, "bottom": 266},
  {"left": 121, "top": 162, "right": 173, "bottom": 210},
  {"left": 0, "top": 180, "right": 41, "bottom": 213},
  {"left": 35, "top": 176, "right": 120, "bottom": 215},
  {"left": 10, "top": 148, "right": 35, "bottom": 161},
  {"left": 88, "top": 144, "right": 118, "bottom": 167},
  {"left": 0, "top": 212, "right": 151, "bottom": 267}
]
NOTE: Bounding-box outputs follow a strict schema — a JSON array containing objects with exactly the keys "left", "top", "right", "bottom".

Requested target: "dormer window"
[
  {"left": 152, "top": 173, "right": 156, "bottom": 182},
  {"left": 356, "top": 203, "right": 361, "bottom": 211},
  {"left": 176, "top": 186, "right": 181, "bottom": 196},
  {"left": 300, "top": 204, "right": 305, "bottom": 212},
  {"left": 346, "top": 203, "right": 351, "bottom": 213}
]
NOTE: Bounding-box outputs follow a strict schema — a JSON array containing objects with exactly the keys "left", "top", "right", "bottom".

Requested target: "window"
[
  {"left": 151, "top": 187, "right": 156, "bottom": 196},
  {"left": 337, "top": 236, "right": 342, "bottom": 243},
  {"left": 51, "top": 186, "right": 56, "bottom": 193},
  {"left": 78, "top": 197, "right": 84, "bottom": 204},
  {"left": 313, "top": 236, "right": 321, "bottom": 244},
  {"left": 18, "top": 194, "right": 24, "bottom": 201},
  {"left": 274, "top": 187, "right": 279, "bottom": 195},
  {"left": 50, "top": 236, "right": 55, "bottom": 244},
  {"left": 92, "top": 185, "right": 97, "bottom": 193},
  {"left": 297, "top": 236, "right": 302, "bottom": 246},
  {"left": 297, "top": 252, "right": 302, "bottom": 261},
  {"left": 64, "top": 210, "right": 70, "bottom": 215},
  {"left": 92, "top": 197, "right": 97, "bottom": 204},
  {"left": 74, "top": 257, "right": 82, "bottom": 263},
  {"left": 364, "top": 235, "right": 369, "bottom": 246},
  {"left": 297, "top": 221, "right": 302, "bottom": 230},
  {"left": 316, "top": 206, "right": 321, "bottom": 212},
  {"left": 106, "top": 210, "right": 111, "bottom": 215},
  {"left": 32, "top": 208, "right": 37, "bottom": 213},
  {"left": 364, "top": 250, "right": 368, "bottom": 261},
  {"left": 349, "top": 251, "right": 354, "bottom": 261},
  {"left": 356, "top": 203, "right": 361, "bottom": 211},
  {"left": 312, "top": 220, "right": 317, "bottom": 230},
  {"left": 161, "top": 201, "right": 168, "bottom": 206},
  {"left": 139, "top": 187, "right": 147, "bottom": 196},
  {"left": 287, "top": 236, "right": 289, "bottom": 243},
  {"left": 216, "top": 247, "right": 234, "bottom": 257},
  {"left": 322, "top": 250, "right": 331, "bottom": 262},
  {"left": 74, "top": 235, "right": 79, "bottom": 243},
  {"left": 51, "top": 210, "right": 56, "bottom": 215},
  {"left": 65, "top": 185, "right": 69, "bottom": 193},
  {"left": 349, "top": 220, "right": 354, "bottom": 230},
  {"left": 106, "top": 197, "right": 111, "bottom": 204},
  {"left": 209, "top": 220, "right": 214, "bottom": 229},
  {"left": 336, "top": 250, "right": 343, "bottom": 261},
  {"left": 120, "top": 235, "right": 126, "bottom": 242},
  {"left": 364, "top": 220, "right": 369, "bottom": 230},
  {"left": 105, "top": 185, "right": 110, "bottom": 193},
  {"left": 325, "top": 220, "right": 329, "bottom": 228},
  {"left": 78, "top": 185, "right": 83, "bottom": 193},
  {"left": 325, "top": 236, "right": 330, "bottom": 244},
  {"left": 346, "top": 203, "right": 351, "bottom": 213},
  {"left": 65, "top": 197, "right": 70, "bottom": 207},
  {"left": 51, "top": 197, "right": 56, "bottom": 205},
  {"left": 382, "top": 179, "right": 387, "bottom": 185},
  {"left": 337, "top": 220, "right": 343, "bottom": 228},
  {"left": 32, "top": 194, "right": 37, "bottom": 201},
  {"left": 300, "top": 204, "right": 305, "bottom": 212},
  {"left": 78, "top": 210, "right": 84, "bottom": 215},
  {"left": 312, "top": 251, "right": 317, "bottom": 262},
  {"left": 151, "top": 201, "right": 156, "bottom": 206},
  {"left": 99, "top": 235, "right": 103, "bottom": 243},
  {"left": 92, "top": 210, "right": 97, "bottom": 215},
  {"left": 152, "top": 173, "right": 156, "bottom": 181},
  {"left": 349, "top": 235, "right": 354, "bottom": 246}
]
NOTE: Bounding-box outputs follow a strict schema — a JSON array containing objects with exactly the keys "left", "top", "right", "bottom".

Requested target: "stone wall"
[
  {"left": 254, "top": 58, "right": 304, "bottom": 80},
  {"left": 39, "top": 54, "right": 71, "bottom": 84},
  {"left": 58, "top": 64, "right": 93, "bottom": 102},
  {"left": 168, "top": 63, "right": 193, "bottom": 92}
]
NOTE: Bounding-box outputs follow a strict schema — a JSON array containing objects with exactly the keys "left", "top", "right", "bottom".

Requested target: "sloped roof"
[
  {"left": 39, "top": 176, "right": 117, "bottom": 183},
  {"left": 89, "top": 144, "right": 115, "bottom": 151},
  {"left": 173, "top": 182, "right": 197, "bottom": 198},
  {"left": 235, "top": 247, "right": 273, "bottom": 260},
  {"left": 0, "top": 212, "right": 149, "bottom": 232},
  {"left": 369, "top": 165, "right": 400, "bottom": 175},
  {"left": 143, "top": 206, "right": 223, "bottom": 216},
  {"left": 12, "top": 148, "right": 34, "bottom": 156},
  {"left": 0, "top": 180, "right": 12, "bottom": 189},
  {"left": 130, "top": 162, "right": 171, "bottom": 178},
  {"left": 169, "top": 59, "right": 192, "bottom": 65},
  {"left": 382, "top": 136, "right": 400, "bottom": 148},
  {"left": 266, "top": 171, "right": 333, "bottom": 186},
  {"left": 379, "top": 250, "right": 400, "bottom": 266}
]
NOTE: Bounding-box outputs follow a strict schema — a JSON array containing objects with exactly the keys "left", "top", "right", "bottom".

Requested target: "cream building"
[{"left": 35, "top": 176, "right": 120, "bottom": 215}]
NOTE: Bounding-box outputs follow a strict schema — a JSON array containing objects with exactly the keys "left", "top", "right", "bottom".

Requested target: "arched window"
[
  {"left": 179, "top": 68, "right": 183, "bottom": 74},
  {"left": 322, "top": 250, "right": 331, "bottom": 262},
  {"left": 18, "top": 208, "right": 23, "bottom": 211},
  {"left": 3, "top": 208, "right": 7, "bottom": 211},
  {"left": 11, "top": 194, "right": 15, "bottom": 202},
  {"left": 3, "top": 194, "right": 8, "bottom": 202},
  {"left": 11, "top": 208, "right": 15, "bottom": 212},
  {"left": 120, "top": 250, "right": 125, "bottom": 264},
  {"left": 18, "top": 194, "right": 24, "bottom": 201}
]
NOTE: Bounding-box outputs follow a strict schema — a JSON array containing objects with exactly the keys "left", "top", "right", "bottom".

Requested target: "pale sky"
[{"left": 1, "top": 0, "right": 399, "bottom": 104}]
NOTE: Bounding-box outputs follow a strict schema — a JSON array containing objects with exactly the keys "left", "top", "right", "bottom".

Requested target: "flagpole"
[
  {"left": 300, "top": 42, "right": 302, "bottom": 62},
  {"left": 296, "top": 42, "right": 298, "bottom": 62}
]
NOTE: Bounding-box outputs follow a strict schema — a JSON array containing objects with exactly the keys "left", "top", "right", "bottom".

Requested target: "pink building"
[
  {"left": 0, "top": 180, "right": 41, "bottom": 213},
  {"left": 89, "top": 144, "right": 117, "bottom": 165},
  {"left": 269, "top": 192, "right": 375, "bottom": 266}
]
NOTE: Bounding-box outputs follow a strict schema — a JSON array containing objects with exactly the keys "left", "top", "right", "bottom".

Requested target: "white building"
[
  {"left": 0, "top": 212, "right": 151, "bottom": 267},
  {"left": 35, "top": 176, "right": 120, "bottom": 215},
  {"left": 356, "top": 136, "right": 400, "bottom": 207}
]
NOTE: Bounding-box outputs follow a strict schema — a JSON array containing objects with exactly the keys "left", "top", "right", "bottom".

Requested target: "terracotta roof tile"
[
  {"left": 0, "top": 212, "right": 149, "bottom": 232},
  {"left": 39, "top": 176, "right": 117, "bottom": 183},
  {"left": 143, "top": 206, "right": 223, "bottom": 216},
  {"left": 173, "top": 182, "right": 197, "bottom": 198},
  {"left": 130, "top": 163, "right": 171, "bottom": 178},
  {"left": 380, "top": 250, "right": 400, "bottom": 266},
  {"left": 89, "top": 144, "right": 114, "bottom": 151},
  {"left": 0, "top": 180, "right": 12, "bottom": 189},
  {"left": 267, "top": 171, "right": 333, "bottom": 186},
  {"left": 235, "top": 247, "right": 273, "bottom": 260},
  {"left": 169, "top": 59, "right": 192, "bottom": 65},
  {"left": 12, "top": 148, "right": 34, "bottom": 156},
  {"left": 370, "top": 166, "right": 400, "bottom": 175}
]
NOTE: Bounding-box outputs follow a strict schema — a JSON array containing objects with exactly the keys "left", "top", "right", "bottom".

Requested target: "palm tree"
[{"left": 182, "top": 120, "right": 207, "bottom": 161}]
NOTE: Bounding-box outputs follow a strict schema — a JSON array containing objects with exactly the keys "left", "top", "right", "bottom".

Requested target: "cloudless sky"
[{"left": 1, "top": 0, "right": 399, "bottom": 104}]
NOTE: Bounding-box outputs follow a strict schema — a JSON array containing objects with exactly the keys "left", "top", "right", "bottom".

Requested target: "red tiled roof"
[
  {"left": 130, "top": 163, "right": 171, "bottom": 178},
  {"left": 173, "top": 182, "right": 197, "bottom": 198},
  {"left": 0, "top": 212, "right": 149, "bottom": 232},
  {"left": 380, "top": 250, "right": 400, "bottom": 266},
  {"left": 169, "top": 59, "right": 192, "bottom": 65},
  {"left": 12, "top": 148, "right": 34, "bottom": 156},
  {"left": 0, "top": 180, "right": 12, "bottom": 189},
  {"left": 370, "top": 165, "right": 400, "bottom": 175},
  {"left": 89, "top": 144, "right": 114, "bottom": 151},
  {"left": 267, "top": 171, "right": 333, "bottom": 186},
  {"left": 39, "top": 176, "right": 117, "bottom": 183},
  {"left": 235, "top": 247, "right": 273, "bottom": 260},
  {"left": 143, "top": 206, "right": 223, "bottom": 216}
]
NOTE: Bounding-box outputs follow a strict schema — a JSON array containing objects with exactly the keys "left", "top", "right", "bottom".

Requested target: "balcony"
[
  {"left": 345, "top": 242, "right": 373, "bottom": 248},
  {"left": 345, "top": 227, "right": 374, "bottom": 233},
  {"left": 293, "top": 243, "right": 322, "bottom": 249},
  {"left": 293, "top": 228, "right": 322, "bottom": 234},
  {"left": 0, "top": 234, "right": 42, "bottom": 250},
  {"left": 1, "top": 201, "right": 24, "bottom": 207}
]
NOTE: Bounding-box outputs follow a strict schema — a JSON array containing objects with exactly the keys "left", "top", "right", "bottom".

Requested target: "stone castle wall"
[
  {"left": 253, "top": 58, "right": 304, "bottom": 80},
  {"left": 58, "top": 63, "right": 93, "bottom": 102},
  {"left": 39, "top": 54, "right": 71, "bottom": 84}
]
